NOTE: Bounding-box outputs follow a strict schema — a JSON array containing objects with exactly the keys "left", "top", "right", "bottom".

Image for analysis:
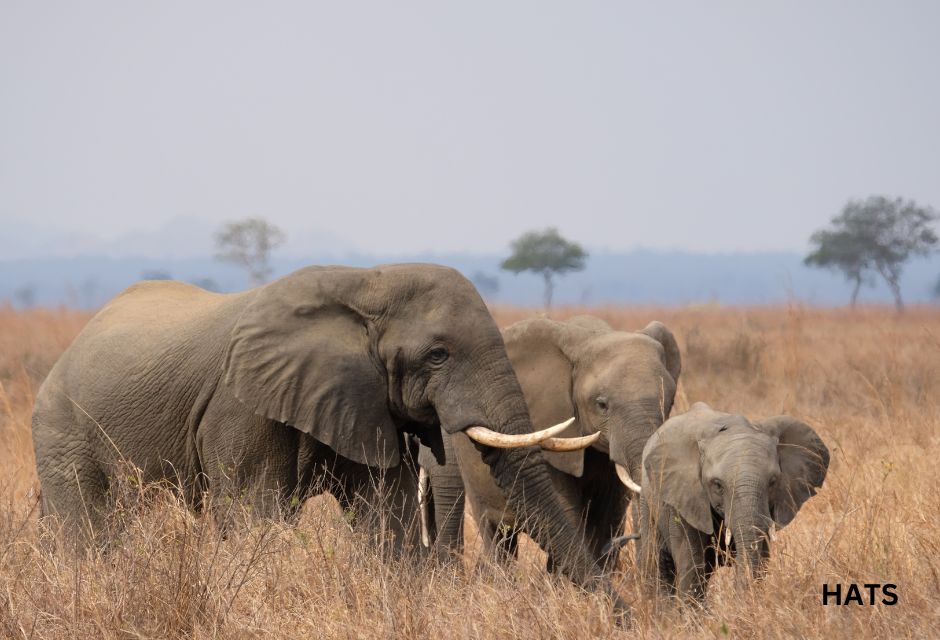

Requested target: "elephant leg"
[
  {"left": 384, "top": 456, "right": 423, "bottom": 559},
  {"left": 33, "top": 414, "right": 108, "bottom": 548},
  {"left": 656, "top": 547, "right": 677, "bottom": 596},
  {"left": 37, "top": 449, "right": 108, "bottom": 547},
  {"left": 335, "top": 450, "right": 423, "bottom": 561},
  {"left": 584, "top": 489, "right": 629, "bottom": 573},
  {"left": 428, "top": 475, "right": 465, "bottom": 562},
  {"left": 635, "top": 498, "right": 676, "bottom": 597},
  {"left": 197, "top": 406, "right": 301, "bottom": 529},
  {"left": 418, "top": 433, "right": 465, "bottom": 562},
  {"left": 667, "top": 518, "right": 711, "bottom": 604}
]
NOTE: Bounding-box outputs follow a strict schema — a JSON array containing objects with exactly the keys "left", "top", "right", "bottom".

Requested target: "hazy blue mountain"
[
  {"left": 2, "top": 249, "right": 938, "bottom": 308},
  {"left": 0, "top": 216, "right": 353, "bottom": 261}
]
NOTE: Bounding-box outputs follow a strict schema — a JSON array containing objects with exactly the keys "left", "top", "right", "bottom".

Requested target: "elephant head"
[
  {"left": 502, "top": 316, "right": 681, "bottom": 491},
  {"left": 642, "top": 403, "right": 829, "bottom": 579},
  {"left": 222, "top": 265, "right": 607, "bottom": 589}
]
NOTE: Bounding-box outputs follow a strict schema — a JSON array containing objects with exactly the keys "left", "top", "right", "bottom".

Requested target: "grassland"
[{"left": 0, "top": 304, "right": 938, "bottom": 638}]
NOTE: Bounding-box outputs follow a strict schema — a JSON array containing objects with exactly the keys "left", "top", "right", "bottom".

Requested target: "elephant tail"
[{"left": 600, "top": 533, "right": 640, "bottom": 557}]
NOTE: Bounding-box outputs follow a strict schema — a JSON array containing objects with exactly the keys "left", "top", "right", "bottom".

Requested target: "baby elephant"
[{"left": 636, "top": 402, "right": 829, "bottom": 603}]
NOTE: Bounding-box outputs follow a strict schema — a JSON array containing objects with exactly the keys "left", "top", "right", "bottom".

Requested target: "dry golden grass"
[{"left": 1, "top": 302, "right": 938, "bottom": 638}]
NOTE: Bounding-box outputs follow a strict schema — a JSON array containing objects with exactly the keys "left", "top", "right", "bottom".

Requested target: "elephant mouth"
[
  {"left": 590, "top": 432, "right": 611, "bottom": 454},
  {"left": 714, "top": 514, "right": 778, "bottom": 550}
]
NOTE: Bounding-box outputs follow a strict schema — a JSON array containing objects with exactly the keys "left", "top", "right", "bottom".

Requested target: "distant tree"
[
  {"left": 470, "top": 271, "right": 500, "bottom": 299},
  {"left": 215, "top": 217, "right": 286, "bottom": 287},
  {"left": 79, "top": 277, "right": 99, "bottom": 309},
  {"left": 804, "top": 228, "right": 874, "bottom": 307},
  {"left": 141, "top": 269, "right": 173, "bottom": 281},
  {"left": 805, "top": 196, "right": 938, "bottom": 312},
  {"left": 13, "top": 284, "right": 37, "bottom": 308},
  {"left": 501, "top": 227, "right": 587, "bottom": 310},
  {"left": 189, "top": 277, "right": 221, "bottom": 293}
]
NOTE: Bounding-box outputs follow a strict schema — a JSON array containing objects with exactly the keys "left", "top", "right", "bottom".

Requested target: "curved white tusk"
[
  {"left": 418, "top": 466, "right": 430, "bottom": 548},
  {"left": 464, "top": 417, "right": 576, "bottom": 448},
  {"left": 615, "top": 463, "right": 642, "bottom": 493},
  {"left": 768, "top": 522, "right": 777, "bottom": 542},
  {"left": 540, "top": 431, "right": 601, "bottom": 452},
  {"left": 725, "top": 526, "right": 732, "bottom": 547}
]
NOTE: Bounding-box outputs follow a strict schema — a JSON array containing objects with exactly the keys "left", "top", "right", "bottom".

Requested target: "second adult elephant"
[{"left": 421, "top": 315, "right": 681, "bottom": 570}]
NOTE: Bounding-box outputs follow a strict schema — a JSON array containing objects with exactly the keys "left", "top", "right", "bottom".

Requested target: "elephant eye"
[
  {"left": 595, "top": 396, "right": 609, "bottom": 412},
  {"left": 427, "top": 347, "right": 449, "bottom": 366},
  {"left": 711, "top": 479, "right": 723, "bottom": 494}
]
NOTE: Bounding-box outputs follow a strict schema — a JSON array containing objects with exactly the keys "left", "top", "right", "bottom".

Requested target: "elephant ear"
[
  {"left": 503, "top": 318, "right": 583, "bottom": 477},
  {"left": 643, "top": 410, "right": 721, "bottom": 534},
  {"left": 756, "top": 416, "right": 830, "bottom": 527},
  {"left": 223, "top": 269, "right": 400, "bottom": 468},
  {"left": 639, "top": 321, "right": 682, "bottom": 383}
]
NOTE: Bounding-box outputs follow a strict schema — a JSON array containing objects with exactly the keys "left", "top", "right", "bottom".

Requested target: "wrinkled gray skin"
[
  {"left": 32, "top": 265, "right": 626, "bottom": 610},
  {"left": 421, "top": 315, "right": 681, "bottom": 571},
  {"left": 636, "top": 403, "right": 829, "bottom": 603}
]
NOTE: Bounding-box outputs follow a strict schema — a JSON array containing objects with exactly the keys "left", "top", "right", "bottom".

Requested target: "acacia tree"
[
  {"left": 805, "top": 196, "right": 937, "bottom": 312},
  {"left": 804, "top": 228, "right": 873, "bottom": 306},
  {"left": 215, "top": 217, "right": 286, "bottom": 287},
  {"left": 470, "top": 271, "right": 500, "bottom": 300},
  {"left": 501, "top": 227, "right": 587, "bottom": 310}
]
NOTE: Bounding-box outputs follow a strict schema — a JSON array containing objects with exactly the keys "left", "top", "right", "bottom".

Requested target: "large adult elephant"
[
  {"left": 32, "top": 265, "right": 623, "bottom": 606},
  {"left": 420, "top": 315, "right": 681, "bottom": 571}
]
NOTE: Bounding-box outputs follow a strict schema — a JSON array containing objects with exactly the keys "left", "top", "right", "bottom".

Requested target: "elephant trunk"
[
  {"left": 727, "top": 487, "right": 771, "bottom": 585},
  {"left": 434, "top": 351, "right": 627, "bottom": 616},
  {"left": 611, "top": 400, "right": 668, "bottom": 492},
  {"left": 478, "top": 413, "right": 597, "bottom": 585},
  {"left": 441, "top": 357, "right": 610, "bottom": 592}
]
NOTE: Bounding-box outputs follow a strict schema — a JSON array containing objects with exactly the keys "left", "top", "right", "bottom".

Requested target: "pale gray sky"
[{"left": 2, "top": 1, "right": 939, "bottom": 255}]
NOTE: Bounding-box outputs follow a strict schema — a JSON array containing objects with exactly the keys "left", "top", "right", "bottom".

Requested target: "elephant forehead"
[
  {"left": 386, "top": 290, "right": 496, "bottom": 335},
  {"left": 375, "top": 262, "right": 468, "bottom": 285},
  {"left": 407, "top": 300, "right": 487, "bottom": 325},
  {"left": 589, "top": 331, "right": 661, "bottom": 356},
  {"left": 705, "top": 431, "right": 778, "bottom": 466},
  {"left": 659, "top": 404, "right": 730, "bottom": 433},
  {"left": 579, "top": 336, "right": 667, "bottom": 379},
  {"left": 372, "top": 263, "right": 485, "bottom": 309}
]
